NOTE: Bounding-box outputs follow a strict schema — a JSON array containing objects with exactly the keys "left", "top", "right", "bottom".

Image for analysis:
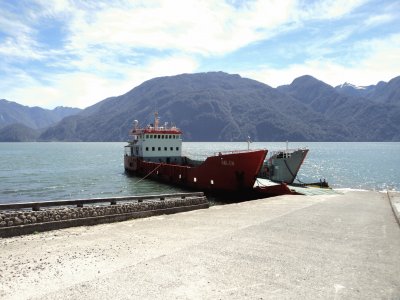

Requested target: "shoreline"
[{"left": 1, "top": 187, "right": 399, "bottom": 205}]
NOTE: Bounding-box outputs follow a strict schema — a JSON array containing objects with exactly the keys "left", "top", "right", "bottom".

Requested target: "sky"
[{"left": 1, "top": 0, "right": 399, "bottom": 109}]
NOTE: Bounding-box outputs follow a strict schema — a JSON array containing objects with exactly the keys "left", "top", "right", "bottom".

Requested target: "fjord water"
[{"left": 0, "top": 142, "right": 399, "bottom": 204}]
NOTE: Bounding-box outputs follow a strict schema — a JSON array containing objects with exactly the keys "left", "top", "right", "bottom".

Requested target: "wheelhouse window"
[
  {"left": 176, "top": 147, "right": 179, "bottom": 151},
  {"left": 152, "top": 147, "right": 155, "bottom": 151}
]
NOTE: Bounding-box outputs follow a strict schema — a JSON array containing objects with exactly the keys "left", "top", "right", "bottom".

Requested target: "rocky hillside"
[
  {"left": 2, "top": 72, "right": 399, "bottom": 142},
  {"left": 0, "top": 123, "right": 39, "bottom": 142},
  {"left": 39, "top": 72, "right": 353, "bottom": 142},
  {"left": 279, "top": 75, "right": 400, "bottom": 141}
]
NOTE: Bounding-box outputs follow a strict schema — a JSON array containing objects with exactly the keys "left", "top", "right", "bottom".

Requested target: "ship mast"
[{"left": 154, "top": 111, "right": 159, "bottom": 130}]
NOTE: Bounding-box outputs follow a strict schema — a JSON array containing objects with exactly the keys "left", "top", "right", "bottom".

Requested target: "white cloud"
[
  {"left": 0, "top": 9, "right": 31, "bottom": 36},
  {"left": 1, "top": 0, "right": 369, "bottom": 64},
  {"left": 0, "top": 36, "right": 44, "bottom": 60},
  {"left": 1, "top": 0, "right": 300, "bottom": 108},
  {"left": 364, "top": 14, "right": 395, "bottom": 27},
  {"left": 1, "top": 0, "right": 395, "bottom": 110},
  {"left": 64, "top": 0, "right": 299, "bottom": 56},
  {"left": 2, "top": 55, "right": 198, "bottom": 108},
  {"left": 296, "top": 0, "right": 367, "bottom": 20},
  {"left": 32, "top": 0, "right": 72, "bottom": 17},
  {"left": 242, "top": 33, "right": 400, "bottom": 87},
  {"left": 0, "top": 6, "right": 44, "bottom": 60},
  {"left": 320, "top": 0, "right": 366, "bottom": 19}
]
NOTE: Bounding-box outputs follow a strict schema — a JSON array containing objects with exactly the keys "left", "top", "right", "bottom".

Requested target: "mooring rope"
[{"left": 136, "top": 163, "right": 162, "bottom": 184}]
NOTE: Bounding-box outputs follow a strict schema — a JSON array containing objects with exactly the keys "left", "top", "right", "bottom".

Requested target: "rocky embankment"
[{"left": 0, "top": 196, "right": 208, "bottom": 237}]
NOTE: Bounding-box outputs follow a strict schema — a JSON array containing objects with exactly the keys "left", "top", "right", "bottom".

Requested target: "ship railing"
[
  {"left": 269, "top": 148, "right": 308, "bottom": 155},
  {"left": 213, "top": 149, "right": 265, "bottom": 156},
  {"left": 130, "top": 126, "right": 181, "bottom": 135},
  {"left": 0, "top": 192, "right": 205, "bottom": 212},
  {"left": 181, "top": 149, "right": 266, "bottom": 162}
]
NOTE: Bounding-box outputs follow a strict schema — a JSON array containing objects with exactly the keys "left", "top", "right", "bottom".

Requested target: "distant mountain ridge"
[
  {"left": 334, "top": 76, "right": 400, "bottom": 105},
  {"left": 280, "top": 75, "right": 400, "bottom": 141},
  {"left": 0, "top": 99, "right": 81, "bottom": 130},
  {"left": 1, "top": 72, "right": 399, "bottom": 142}
]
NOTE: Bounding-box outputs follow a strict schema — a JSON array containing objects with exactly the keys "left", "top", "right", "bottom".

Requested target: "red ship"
[{"left": 124, "top": 113, "right": 267, "bottom": 193}]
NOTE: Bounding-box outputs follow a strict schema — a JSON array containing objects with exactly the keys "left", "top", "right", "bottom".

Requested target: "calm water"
[{"left": 0, "top": 142, "right": 399, "bottom": 203}]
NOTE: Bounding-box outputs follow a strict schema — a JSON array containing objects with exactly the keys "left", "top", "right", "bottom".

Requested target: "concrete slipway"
[{"left": 0, "top": 191, "right": 399, "bottom": 299}]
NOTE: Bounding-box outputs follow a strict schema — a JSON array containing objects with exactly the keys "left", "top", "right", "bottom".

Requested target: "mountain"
[
  {"left": 279, "top": 75, "right": 400, "bottom": 141},
  {"left": 2, "top": 72, "right": 399, "bottom": 142},
  {"left": 335, "top": 76, "right": 400, "bottom": 105},
  {"left": 0, "top": 99, "right": 81, "bottom": 130},
  {"left": 278, "top": 75, "right": 365, "bottom": 118},
  {"left": 0, "top": 123, "right": 39, "bottom": 142},
  {"left": 334, "top": 82, "right": 375, "bottom": 98},
  {"left": 40, "top": 72, "right": 355, "bottom": 142}
]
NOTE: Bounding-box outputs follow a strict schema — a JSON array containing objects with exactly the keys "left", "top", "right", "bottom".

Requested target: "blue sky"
[{"left": 1, "top": 0, "right": 399, "bottom": 109}]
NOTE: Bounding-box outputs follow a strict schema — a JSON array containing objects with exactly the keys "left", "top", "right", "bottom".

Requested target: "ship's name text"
[{"left": 221, "top": 160, "right": 235, "bottom": 167}]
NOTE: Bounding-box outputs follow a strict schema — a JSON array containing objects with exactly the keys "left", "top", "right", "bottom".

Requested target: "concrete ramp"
[{"left": 0, "top": 191, "right": 399, "bottom": 299}]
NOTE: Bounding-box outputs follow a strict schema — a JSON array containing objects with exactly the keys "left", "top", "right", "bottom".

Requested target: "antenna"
[{"left": 247, "top": 136, "right": 252, "bottom": 150}]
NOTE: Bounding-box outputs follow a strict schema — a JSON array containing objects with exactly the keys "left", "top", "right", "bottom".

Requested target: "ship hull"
[
  {"left": 259, "top": 149, "right": 309, "bottom": 184},
  {"left": 125, "top": 150, "right": 267, "bottom": 193}
]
